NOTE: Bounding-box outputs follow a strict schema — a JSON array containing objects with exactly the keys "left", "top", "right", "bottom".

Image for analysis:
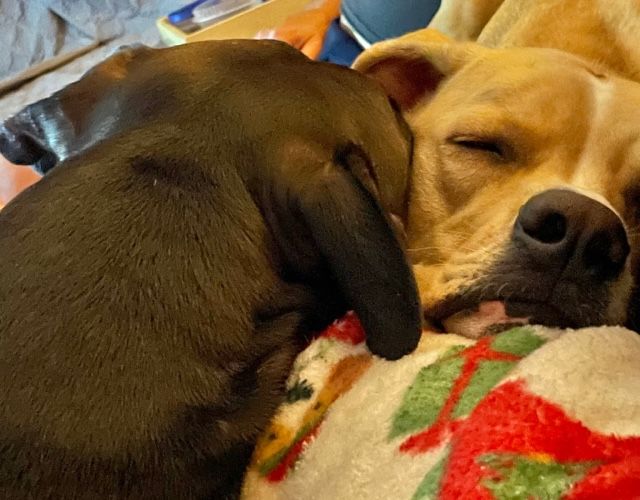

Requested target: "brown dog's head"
[
  {"left": 0, "top": 40, "right": 422, "bottom": 360},
  {"left": 355, "top": 29, "right": 640, "bottom": 337},
  {"left": 0, "top": 44, "right": 158, "bottom": 174}
]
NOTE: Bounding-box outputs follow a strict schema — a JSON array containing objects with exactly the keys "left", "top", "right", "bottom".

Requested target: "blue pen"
[{"left": 168, "top": 0, "right": 211, "bottom": 25}]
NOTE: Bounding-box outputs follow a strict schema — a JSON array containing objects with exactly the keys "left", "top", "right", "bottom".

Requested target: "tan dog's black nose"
[{"left": 513, "top": 189, "right": 629, "bottom": 281}]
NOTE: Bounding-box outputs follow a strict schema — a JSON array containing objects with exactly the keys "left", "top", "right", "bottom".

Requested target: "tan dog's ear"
[{"left": 353, "top": 29, "right": 484, "bottom": 110}]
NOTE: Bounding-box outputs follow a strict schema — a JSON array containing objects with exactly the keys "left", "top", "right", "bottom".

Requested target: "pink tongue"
[{"left": 442, "top": 301, "right": 529, "bottom": 339}]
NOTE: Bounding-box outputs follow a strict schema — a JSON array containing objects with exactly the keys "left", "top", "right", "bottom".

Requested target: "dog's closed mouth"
[{"left": 426, "top": 295, "right": 572, "bottom": 339}]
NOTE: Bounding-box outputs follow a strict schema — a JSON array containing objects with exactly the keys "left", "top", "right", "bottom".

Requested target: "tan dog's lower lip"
[
  {"left": 440, "top": 300, "right": 529, "bottom": 339},
  {"left": 427, "top": 296, "right": 574, "bottom": 339}
]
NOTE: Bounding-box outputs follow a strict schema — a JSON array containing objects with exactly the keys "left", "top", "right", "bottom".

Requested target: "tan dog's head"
[{"left": 355, "top": 29, "right": 640, "bottom": 337}]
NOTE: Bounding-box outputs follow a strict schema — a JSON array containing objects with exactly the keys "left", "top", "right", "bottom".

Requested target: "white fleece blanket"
[{"left": 242, "top": 313, "right": 640, "bottom": 499}]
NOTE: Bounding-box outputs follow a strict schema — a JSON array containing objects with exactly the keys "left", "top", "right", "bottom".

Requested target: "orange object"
[
  {"left": 274, "top": 0, "right": 341, "bottom": 59},
  {"left": 0, "top": 158, "right": 41, "bottom": 206}
]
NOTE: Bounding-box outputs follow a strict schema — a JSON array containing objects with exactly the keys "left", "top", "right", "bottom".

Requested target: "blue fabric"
[
  {"left": 318, "top": 18, "right": 363, "bottom": 67},
  {"left": 317, "top": 1, "right": 441, "bottom": 66},
  {"left": 341, "top": 0, "right": 441, "bottom": 45}
]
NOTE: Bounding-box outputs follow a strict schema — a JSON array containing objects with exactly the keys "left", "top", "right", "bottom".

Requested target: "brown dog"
[
  {"left": 0, "top": 40, "right": 420, "bottom": 498},
  {"left": 353, "top": 0, "right": 640, "bottom": 338}
]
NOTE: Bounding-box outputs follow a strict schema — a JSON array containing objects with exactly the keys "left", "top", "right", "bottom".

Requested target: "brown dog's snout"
[
  {"left": 513, "top": 189, "right": 630, "bottom": 281},
  {"left": 0, "top": 107, "right": 58, "bottom": 173},
  {"left": 0, "top": 117, "right": 42, "bottom": 165}
]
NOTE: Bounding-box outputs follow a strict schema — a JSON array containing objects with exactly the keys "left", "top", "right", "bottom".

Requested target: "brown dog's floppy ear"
[
  {"left": 353, "top": 28, "right": 482, "bottom": 110},
  {"left": 295, "top": 145, "right": 421, "bottom": 360}
]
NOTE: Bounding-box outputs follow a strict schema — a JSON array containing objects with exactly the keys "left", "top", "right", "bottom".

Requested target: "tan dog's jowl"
[{"left": 354, "top": 0, "right": 640, "bottom": 338}]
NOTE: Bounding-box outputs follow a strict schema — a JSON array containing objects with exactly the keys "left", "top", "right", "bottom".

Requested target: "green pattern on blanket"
[
  {"left": 452, "top": 360, "right": 515, "bottom": 419},
  {"left": 258, "top": 421, "right": 316, "bottom": 476},
  {"left": 389, "top": 354, "right": 464, "bottom": 439},
  {"left": 391, "top": 329, "right": 546, "bottom": 438},
  {"left": 479, "top": 453, "right": 597, "bottom": 499},
  {"left": 286, "top": 379, "right": 314, "bottom": 403},
  {"left": 412, "top": 447, "right": 450, "bottom": 500},
  {"left": 491, "top": 326, "right": 547, "bottom": 356}
]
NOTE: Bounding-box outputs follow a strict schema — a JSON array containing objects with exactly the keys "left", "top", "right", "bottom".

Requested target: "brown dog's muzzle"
[{"left": 0, "top": 108, "right": 57, "bottom": 173}]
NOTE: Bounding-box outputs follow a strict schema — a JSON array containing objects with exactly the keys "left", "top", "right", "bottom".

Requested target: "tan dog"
[{"left": 353, "top": 0, "right": 640, "bottom": 338}]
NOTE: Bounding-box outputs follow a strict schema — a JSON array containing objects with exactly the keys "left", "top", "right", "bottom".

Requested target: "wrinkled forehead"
[
  {"left": 412, "top": 49, "right": 640, "bottom": 153},
  {"left": 426, "top": 48, "right": 601, "bottom": 133},
  {"left": 459, "top": 47, "right": 604, "bottom": 97}
]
